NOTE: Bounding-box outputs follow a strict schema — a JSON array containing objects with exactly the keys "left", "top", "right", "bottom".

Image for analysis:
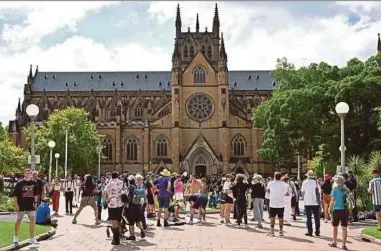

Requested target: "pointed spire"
[
  {"left": 28, "top": 65, "right": 33, "bottom": 79},
  {"left": 175, "top": 3, "right": 181, "bottom": 37},
  {"left": 213, "top": 3, "right": 220, "bottom": 34},
  {"left": 220, "top": 32, "right": 227, "bottom": 59},
  {"left": 378, "top": 33, "right": 381, "bottom": 53},
  {"left": 172, "top": 39, "right": 181, "bottom": 65},
  {"left": 196, "top": 13, "right": 200, "bottom": 32},
  {"left": 16, "top": 98, "right": 21, "bottom": 116}
]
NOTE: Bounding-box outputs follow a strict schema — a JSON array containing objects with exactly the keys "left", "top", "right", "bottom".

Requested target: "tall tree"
[{"left": 23, "top": 108, "right": 101, "bottom": 175}]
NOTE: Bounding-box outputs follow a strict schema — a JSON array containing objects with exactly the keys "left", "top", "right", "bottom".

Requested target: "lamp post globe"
[
  {"left": 55, "top": 153, "right": 60, "bottom": 159},
  {"left": 335, "top": 102, "right": 349, "bottom": 115},
  {"left": 48, "top": 140, "right": 56, "bottom": 149},
  {"left": 26, "top": 104, "right": 39, "bottom": 118}
]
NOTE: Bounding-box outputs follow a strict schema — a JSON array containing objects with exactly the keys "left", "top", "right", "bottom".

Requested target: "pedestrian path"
[{"left": 9, "top": 196, "right": 380, "bottom": 251}]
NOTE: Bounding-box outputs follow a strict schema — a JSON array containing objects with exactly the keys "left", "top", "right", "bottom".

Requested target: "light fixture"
[
  {"left": 26, "top": 104, "right": 39, "bottom": 118},
  {"left": 48, "top": 140, "right": 56, "bottom": 149}
]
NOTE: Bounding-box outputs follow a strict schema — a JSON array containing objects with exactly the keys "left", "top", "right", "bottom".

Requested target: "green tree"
[
  {"left": 0, "top": 123, "right": 27, "bottom": 174},
  {"left": 23, "top": 108, "right": 100, "bottom": 176},
  {"left": 253, "top": 53, "right": 381, "bottom": 166}
]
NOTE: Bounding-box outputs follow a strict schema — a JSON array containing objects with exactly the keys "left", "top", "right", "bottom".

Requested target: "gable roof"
[{"left": 31, "top": 70, "right": 277, "bottom": 92}]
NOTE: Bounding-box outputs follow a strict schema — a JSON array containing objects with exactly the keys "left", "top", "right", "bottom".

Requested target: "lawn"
[
  {"left": 0, "top": 221, "right": 51, "bottom": 248},
  {"left": 362, "top": 227, "right": 381, "bottom": 240}
]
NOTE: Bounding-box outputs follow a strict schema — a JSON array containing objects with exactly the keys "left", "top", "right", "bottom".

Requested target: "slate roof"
[{"left": 31, "top": 70, "right": 276, "bottom": 92}]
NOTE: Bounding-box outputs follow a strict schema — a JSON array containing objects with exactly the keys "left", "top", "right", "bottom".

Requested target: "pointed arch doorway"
[{"left": 194, "top": 155, "right": 207, "bottom": 178}]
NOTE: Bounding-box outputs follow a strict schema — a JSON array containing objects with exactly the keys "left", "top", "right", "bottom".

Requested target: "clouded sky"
[{"left": 0, "top": 1, "right": 380, "bottom": 124}]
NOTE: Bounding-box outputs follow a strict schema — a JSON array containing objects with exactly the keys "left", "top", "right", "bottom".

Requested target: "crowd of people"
[{"left": 8, "top": 167, "right": 381, "bottom": 249}]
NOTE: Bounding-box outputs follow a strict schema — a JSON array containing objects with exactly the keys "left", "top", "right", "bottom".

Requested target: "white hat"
[
  {"left": 127, "top": 175, "right": 135, "bottom": 181},
  {"left": 182, "top": 172, "right": 188, "bottom": 176}
]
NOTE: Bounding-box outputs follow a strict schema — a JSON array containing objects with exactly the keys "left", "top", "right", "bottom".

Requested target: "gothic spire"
[
  {"left": 16, "top": 98, "right": 21, "bottom": 116},
  {"left": 196, "top": 13, "right": 200, "bottom": 33},
  {"left": 212, "top": 3, "right": 220, "bottom": 34},
  {"left": 220, "top": 32, "right": 227, "bottom": 59},
  {"left": 378, "top": 33, "right": 381, "bottom": 53},
  {"left": 28, "top": 65, "right": 33, "bottom": 79},
  {"left": 175, "top": 3, "right": 181, "bottom": 37}
]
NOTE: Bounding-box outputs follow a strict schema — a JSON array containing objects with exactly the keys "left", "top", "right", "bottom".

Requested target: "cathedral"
[{"left": 8, "top": 4, "right": 277, "bottom": 176}]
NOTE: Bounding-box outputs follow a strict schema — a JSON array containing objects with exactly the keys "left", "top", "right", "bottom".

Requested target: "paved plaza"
[{"left": 1, "top": 197, "right": 376, "bottom": 251}]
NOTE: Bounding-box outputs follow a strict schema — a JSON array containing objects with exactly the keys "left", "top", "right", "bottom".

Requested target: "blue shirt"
[
  {"left": 330, "top": 187, "right": 345, "bottom": 211},
  {"left": 154, "top": 177, "right": 170, "bottom": 198},
  {"left": 36, "top": 204, "right": 50, "bottom": 223}
]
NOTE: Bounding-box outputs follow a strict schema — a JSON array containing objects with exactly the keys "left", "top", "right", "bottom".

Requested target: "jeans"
[
  {"left": 305, "top": 205, "right": 320, "bottom": 234},
  {"left": 252, "top": 198, "right": 264, "bottom": 223},
  {"left": 65, "top": 191, "right": 73, "bottom": 214},
  {"left": 97, "top": 199, "right": 102, "bottom": 220},
  {"left": 236, "top": 200, "right": 247, "bottom": 225},
  {"left": 140, "top": 204, "right": 147, "bottom": 230}
]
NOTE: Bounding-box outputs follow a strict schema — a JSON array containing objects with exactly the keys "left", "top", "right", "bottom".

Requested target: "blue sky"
[{"left": 0, "top": 1, "right": 381, "bottom": 124}]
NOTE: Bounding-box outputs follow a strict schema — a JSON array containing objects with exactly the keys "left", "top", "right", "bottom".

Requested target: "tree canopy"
[
  {"left": 0, "top": 123, "right": 27, "bottom": 174},
  {"left": 253, "top": 54, "right": 381, "bottom": 168},
  {"left": 23, "top": 107, "right": 101, "bottom": 176}
]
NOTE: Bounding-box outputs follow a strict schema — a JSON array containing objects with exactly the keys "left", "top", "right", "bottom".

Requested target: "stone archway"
[{"left": 189, "top": 148, "right": 216, "bottom": 177}]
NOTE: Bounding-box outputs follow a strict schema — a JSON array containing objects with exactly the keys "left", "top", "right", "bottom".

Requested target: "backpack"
[
  {"left": 343, "top": 188, "right": 355, "bottom": 211},
  {"left": 131, "top": 184, "right": 146, "bottom": 205}
]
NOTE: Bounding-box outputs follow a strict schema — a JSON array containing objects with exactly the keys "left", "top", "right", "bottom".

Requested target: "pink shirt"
[{"left": 174, "top": 179, "right": 184, "bottom": 194}]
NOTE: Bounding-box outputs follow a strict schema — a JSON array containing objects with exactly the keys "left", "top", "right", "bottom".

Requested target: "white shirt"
[
  {"left": 301, "top": 178, "right": 321, "bottom": 206},
  {"left": 267, "top": 180, "right": 289, "bottom": 208},
  {"left": 223, "top": 181, "right": 233, "bottom": 199},
  {"left": 104, "top": 178, "right": 124, "bottom": 208},
  {"left": 64, "top": 180, "right": 75, "bottom": 192}
]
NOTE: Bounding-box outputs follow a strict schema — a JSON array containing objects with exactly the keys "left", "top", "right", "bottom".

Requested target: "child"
[{"left": 36, "top": 198, "right": 58, "bottom": 228}]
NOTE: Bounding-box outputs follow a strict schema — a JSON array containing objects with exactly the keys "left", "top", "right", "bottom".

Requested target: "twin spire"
[
  {"left": 378, "top": 33, "right": 381, "bottom": 53},
  {"left": 175, "top": 3, "right": 220, "bottom": 34}
]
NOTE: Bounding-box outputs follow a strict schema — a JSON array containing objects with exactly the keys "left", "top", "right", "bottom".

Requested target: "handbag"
[
  {"left": 218, "top": 192, "right": 227, "bottom": 202},
  {"left": 315, "top": 180, "right": 321, "bottom": 205}
]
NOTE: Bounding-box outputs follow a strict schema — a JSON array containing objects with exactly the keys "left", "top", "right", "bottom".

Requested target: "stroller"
[{"left": 106, "top": 204, "right": 129, "bottom": 238}]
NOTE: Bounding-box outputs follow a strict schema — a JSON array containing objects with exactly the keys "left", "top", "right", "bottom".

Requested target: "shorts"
[
  {"left": 147, "top": 194, "right": 154, "bottom": 205},
  {"left": 194, "top": 196, "right": 208, "bottom": 209},
  {"left": 159, "top": 196, "right": 170, "bottom": 208},
  {"left": 374, "top": 204, "right": 381, "bottom": 213},
  {"left": 269, "top": 207, "right": 284, "bottom": 219},
  {"left": 332, "top": 210, "right": 348, "bottom": 227},
  {"left": 108, "top": 207, "right": 123, "bottom": 221},
  {"left": 79, "top": 196, "right": 97, "bottom": 209},
  {"left": 291, "top": 196, "right": 297, "bottom": 207},
  {"left": 174, "top": 192, "right": 184, "bottom": 201},
  {"left": 127, "top": 204, "right": 141, "bottom": 225},
  {"left": 16, "top": 211, "right": 36, "bottom": 221},
  {"left": 225, "top": 196, "right": 233, "bottom": 204},
  {"left": 323, "top": 194, "right": 332, "bottom": 204}
]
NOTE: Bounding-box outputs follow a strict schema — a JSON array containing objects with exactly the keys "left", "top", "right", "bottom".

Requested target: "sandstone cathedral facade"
[{"left": 8, "top": 4, "right": 277, "bottom": 176}]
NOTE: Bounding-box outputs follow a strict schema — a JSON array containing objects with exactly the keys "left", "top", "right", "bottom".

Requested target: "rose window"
[{"left": 186, "top": 93, "right": 214, "bottom": 122}]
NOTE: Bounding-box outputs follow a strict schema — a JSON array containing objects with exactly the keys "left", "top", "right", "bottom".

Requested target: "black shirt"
[
  {"left": 12, "top": 179, "right": 38, "bottom": 211},
  {"left": 145, "top": 180, "right": 153, "bottom": 196},
  {"left": 321, "top": 181, "right": 332, "bottom": 195},
  {"left": 81, "top": 183, "right": 96, "bottom": 197},
  {"left": 35, "top": 179, "right": 44, "bottom": 196},
  {"left": 251, "top": 182, "right": 265, "bottom": 199},
  {"left": 232, "top": 182, "right": 250, "bottom": 202}
]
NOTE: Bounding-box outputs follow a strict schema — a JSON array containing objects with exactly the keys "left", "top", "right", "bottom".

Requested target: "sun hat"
[
  {"left": 324, "top": 174, "right": 332, "bottom": 181},
  {"left": 127, "top": 175, "right": 135, "bottom": 181},
  {"left": 182, "top": 172, "right": 188, "bottom": 177},
  {"left": 160, "top": 169, "right": 171, "bottom": 177},
  {"left": 306, "top": 170, "right": 316, "bottom": 178},
  {"left": 253, "top": 174, "right": 262, "bottom": 180}
]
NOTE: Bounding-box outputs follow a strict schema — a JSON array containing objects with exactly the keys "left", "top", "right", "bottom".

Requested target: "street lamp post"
[
  {"left": 64, "top": 128, "right": 68, "bottom": 181},
  {"left": 96, "top": 141, "right": 103, "bottom": 180},
  {"left": 335, "top": 102, "right": 349, "bottom": 174},
  {"left": 55, "top": 153, "right": 60, "bottom": 178},
  {"left": 48, "top": 140, "right": 56, "bottom": 184},
  {"left": 26, "top": 104, "right": 39, "bottom": 170}
]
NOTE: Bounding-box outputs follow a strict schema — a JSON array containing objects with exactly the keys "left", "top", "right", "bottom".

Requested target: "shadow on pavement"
[
  {"left": 78, "top": 223, "right": 104, "bottom": 229},
  {"left": 280, "top": 236, "right": 314, "bottom": 243}
]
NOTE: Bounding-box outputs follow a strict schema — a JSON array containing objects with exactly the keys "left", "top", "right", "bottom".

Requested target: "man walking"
[
  {"left": 266, "top": 172, "right": 289, "bottom": 236},
  {"left": 301, "top": 170, "right": 322, "bottom": 236},
  {"left": 154, "top": 169, "right": 171, "bottom": 227},
  {"left": 368, "top": 169, "right": 381, "bottom": 230},
  {"left": 12, "top": 169, "right": 39, "bottom": 245}
]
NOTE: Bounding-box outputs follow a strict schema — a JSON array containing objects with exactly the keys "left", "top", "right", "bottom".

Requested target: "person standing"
[
  {"left": 135, "top": 174, "right": 148, "bottom": 231},
  {"left": 251, "top": 174, "right": 265, "bottom": 228},
  {"left": 321, "top": 174, "right": 333, "bottom": 223},
  {"left": 74, "top": 174, "right": 82, "bottom": 206},
  {"left": 232, "top": 174, "right": 250, "bottom": 228},
  {"left": 97, "top": 176, "right": 106, "bottom": 221},
  {"left": 64, "top": 174, "right": 75, "bottom": 215},
  {"left": 222, "top": 174, "right": 234, "bottom": 225},
  {"left": 329, "top": 175, "right": 349, "bottom": 250},
  {"left": 145, "top": 175, "right": 155, "bottom": 218},
  {"left": 282, "top": 175, "right": 293, "bottom": 226},
  {"left": 301, "top": 170, "right": 321, "bottom": 237},
  {"left": 173, "top": 174, "right": 184, "bottom": 219},
  {"left": 50, "top": 177, "right": 61, "bottom": 216},
  {"left": 266, "top": 172, "right": 289, "bottom": 236},
  {"left": 368, "top": 169, "right": 381, "bottom": 231},
  {"left": 346, "top": 171, "right": 358, "bottom": 222},
  {"left": 32, "top": 171, "right": 44, "bottom": 206},
  {"left": 103, "top": 172, "right": 124, "bottom": 245},
  {"left": 12, "top": 169, "right": 39, "bottom": 245},
  {"left": 153, "top": 169, "right": 171, "bottom": 227}
]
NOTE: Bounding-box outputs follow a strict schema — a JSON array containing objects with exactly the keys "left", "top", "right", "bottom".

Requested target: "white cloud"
[{"left": 2, "top": 1, "right": 381, "bottom": 125}]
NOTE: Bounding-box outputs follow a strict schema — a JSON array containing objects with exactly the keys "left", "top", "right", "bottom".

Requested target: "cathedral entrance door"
[{"left": 195, "top": 165, "right": 207, "bottom": 178}]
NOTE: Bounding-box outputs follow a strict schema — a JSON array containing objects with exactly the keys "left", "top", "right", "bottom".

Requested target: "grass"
[
  {"left": 0, "top": 221, "right": 51, "bottom": 248},
  {"left": 362, "top": 227, "right": 381, "bottom": 240},
  {"left": 0, "top": 195, "right": 14, "bottom": 212}
]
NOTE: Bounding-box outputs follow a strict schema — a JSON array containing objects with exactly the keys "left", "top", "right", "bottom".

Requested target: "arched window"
[
  {"left": 201, "top": 45, "right": 206, "bottom": 55},
  {"left": 110, "top": 107, "right": 116, "bottom": 122},
  {"left": 207, "top": 45, "right": 212, "bottom": 58},
  {"left": 193, "top": 67, "right": 206, "bottom": 84},
  {"left": 190, "top": 46, "right": 194, "bottom": 56},
  {"left": 126, "top": 138, "right": 138, "bottom": 161},
  {"left": 232, "top": 135, "right": 246, "bottom": 156},
  {"left": 183, "top": 45, "right": 188, "bottom": 58},
  {"left": 253, "top": 97, "right": 262, "bottom": 107},
  {"left": 156, "top": 136, "right": 168, "bottom": 157},
  {"left": 102, "top": 138, "right": 113, "bottom": 161},
  {"left": 134, "top": 105, "right": 143, "bottom": 118}
]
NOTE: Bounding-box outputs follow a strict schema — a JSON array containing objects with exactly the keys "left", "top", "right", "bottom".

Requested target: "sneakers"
[
  {"left": 156, "top": 219, "right": 161, "bottom": 227},
  {"left": 279, "top": 231, "right": 284, "bottom": 236},
  {"left": 244, "top": 224, "right": 249, "bottom": 229},
  {"left": 28, "top": 238, "right": 39, "bottom": 245},
  {"left": 95, "top": 220, "right": 100, "bottom": 225},
  {"left": 72, "top": 219, "right": 77, "bottom": 224},
  {"left": 140, "top": 230, "right": 146, "bottom": 239},
  {"left": 164, "top": 220, "right": 169, "bottom": 227},
  {"left": 257, "top": 223, "right": 263, "bottom": 229},
  {"left": 13, "top": 236, "right": 19, "bottom": 244},
  {"left": 125, "top": 235, "right": 136, "bottom": 241},
  {"left": 267, "top": 231, "right": 275, "bottom": 237}
]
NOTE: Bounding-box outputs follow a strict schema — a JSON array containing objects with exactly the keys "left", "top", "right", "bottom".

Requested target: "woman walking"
[
  {"left": 222, "top": 174, "right": 234, "bottom": 225},
  {"left": 322, "top": 174, "right": 333, "bottom": 223},
  {"left": 125, "top": 175, "right": 145, "bottom": 241},
  {"left": 51, "top": 177, "right": 61, "bottom": 216},
  {"left": 251, "top": 174, "right": 265, "bottom": 228},
  {"left": 64, "top": 174, "right": 75, "bottom": 215}
]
